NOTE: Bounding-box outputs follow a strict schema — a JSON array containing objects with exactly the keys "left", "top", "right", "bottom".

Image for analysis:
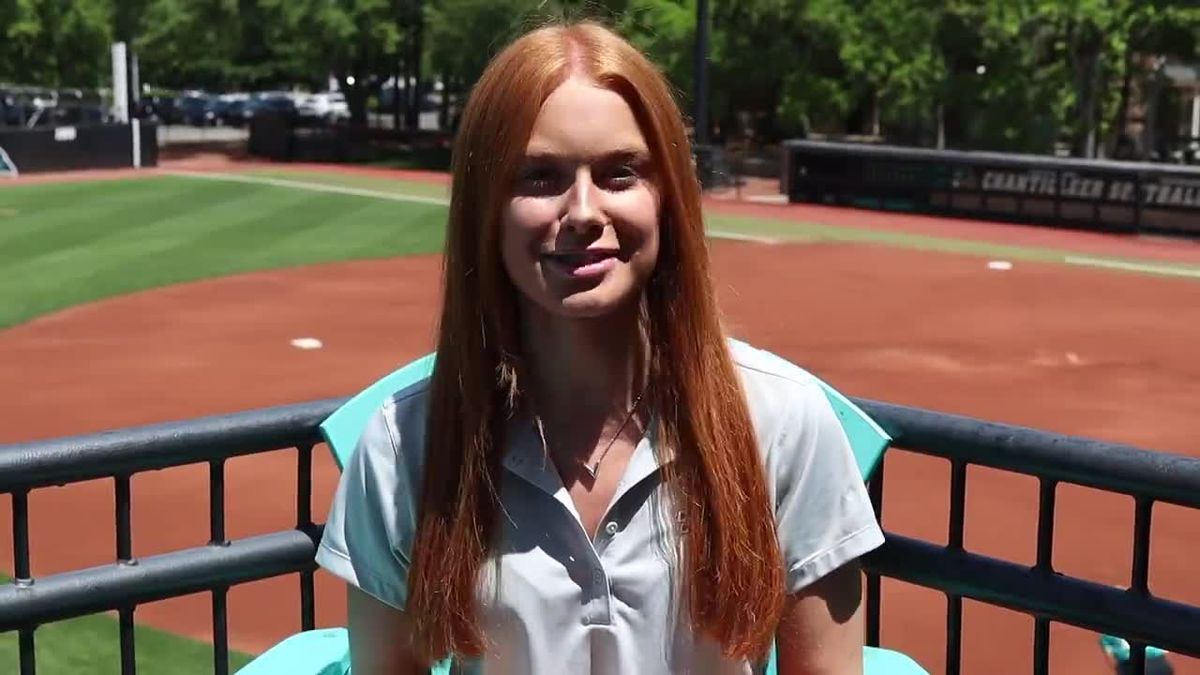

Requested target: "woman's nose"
[{"left": 562, "top": 169, "right": 606, "bottom": 232}]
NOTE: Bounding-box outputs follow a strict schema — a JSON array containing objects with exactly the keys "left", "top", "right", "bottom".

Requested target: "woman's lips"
[{"left": 542, "top": 250, "right": 619, "bottom": 278}]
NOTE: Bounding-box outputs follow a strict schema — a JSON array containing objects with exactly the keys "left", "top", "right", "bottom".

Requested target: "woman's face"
[{"left": 501, "top": 76, "right": 661, "bottom": 320}]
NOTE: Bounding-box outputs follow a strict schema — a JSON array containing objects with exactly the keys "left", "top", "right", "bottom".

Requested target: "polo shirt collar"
[{"left": 501, "top": 413, "right": 670, "bottom": 512}]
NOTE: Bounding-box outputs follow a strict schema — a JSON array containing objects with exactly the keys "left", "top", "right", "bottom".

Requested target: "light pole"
[{"left": 692, "top": 0, "right": 710, "bottom": 146}]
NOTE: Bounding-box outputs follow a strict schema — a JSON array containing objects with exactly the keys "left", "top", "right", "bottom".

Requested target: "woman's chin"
[{"left": 551, "top": 287, "right": 640, "bottom": 320}]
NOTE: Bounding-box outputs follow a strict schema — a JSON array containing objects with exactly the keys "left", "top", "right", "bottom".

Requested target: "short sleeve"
[
  {"left": 315, "top": 398, "right": 422, "bottom": 610},
  {"left": 768, "top": 381, "right": 885, "bottom": 593}
]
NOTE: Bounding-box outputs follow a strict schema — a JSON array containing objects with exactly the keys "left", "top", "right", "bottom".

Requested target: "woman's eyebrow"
[{"left": 521, "top": 147, "right": 651, "bottom": 164}]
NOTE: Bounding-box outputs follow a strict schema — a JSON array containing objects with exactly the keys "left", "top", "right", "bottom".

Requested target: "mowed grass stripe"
[
  {"left": 240, "top": 166, "right": 450, "bottom": 199},
  {"left": 1, "top": 182, "right": 276, "bottom": 272},
  {"left": 220, "top": 166, "right": 1200, "bottom": 278},
  {"left": 0, "top": 179, "right": 217, "bottom": 255},
  {"left": 0, "top": 176, "right": 446, "bottom": 329}
]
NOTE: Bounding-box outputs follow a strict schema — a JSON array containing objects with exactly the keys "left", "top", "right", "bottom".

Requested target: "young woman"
[{"left": 316, "top": 21, "right": 884, "bottom": 674}]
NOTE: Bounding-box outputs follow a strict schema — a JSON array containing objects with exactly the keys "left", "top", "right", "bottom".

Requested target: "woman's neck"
[{"left": 519, "top": 301, "right": 645, "bottom": 424}]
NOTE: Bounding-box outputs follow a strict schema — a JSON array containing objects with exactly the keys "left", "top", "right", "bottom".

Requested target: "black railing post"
[
  {"left": 297, "top": 444, "right": 316, "bottom": 631},
  {"left": 945, "top": 460, "right": 967, "bottom": 675},
  {"left": 1033, "top": 478, "right": 1057, "bottom": 675},
  {"left": 1127, "top": 497, "right": 1155, "bottom": 675},
  {"left": 210, "top": 459, "right": 230, "bottom": 675},
  {"left": 115, "top": 474, "right": 137, "bottom": 675},
  {"left": 866, "top": 460, "right": 885, "bottom": 648},
  {"left": 13, "top": 489, "right": 36, "bottom": 675}
]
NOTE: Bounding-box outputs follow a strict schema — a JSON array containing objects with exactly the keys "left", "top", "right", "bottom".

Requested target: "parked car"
[
  {"left": 176, "top": 94, "right": 218, "bottom": 126},
  {"left": 28, "top": 103, "right": 107, "bottom": 126},
  {"left": 135, "top": 95, "right": 179, "bottom": 123},
  {"left": 214, "top": 93, "right": 250, "bottom": 126},
  {"left": 0, "top": 88, "right": 37, "bottom": 126},
  {"left": 299, "top": 91, "right": 349, "bottom": 123},
  {"left": 243, "top": 91, "right": 297, "bottom": 124}
]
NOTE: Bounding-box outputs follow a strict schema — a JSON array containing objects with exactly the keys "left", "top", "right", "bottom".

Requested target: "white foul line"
[
  {"left": 706, "top": 229, "right": 780, "bottom": 244},
  {"left": 1063, "top": 256, "right": 1200, "bottom": 279},
  {"left": 166, "top": 169, "right": 780, "bottom": 244},
  {"left": 165, "top": 169, "right": 451, "bottom": 205}
]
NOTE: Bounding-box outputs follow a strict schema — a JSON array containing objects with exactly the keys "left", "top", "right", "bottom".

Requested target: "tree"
[
  {"left": 1013, "top": 0, "right": 1200, "bottom": 157},
  {"left": 426, "top": 0, "right": 553, "bottom": 90},
  {"left": 1, "top": 0, "right": 113, "bottom": 88},
  {"left": 135, "top": 0, "right": 240, "bottom": 90},
  {"left": 267, "top": 0, "right": 402, "bottom": 124}
]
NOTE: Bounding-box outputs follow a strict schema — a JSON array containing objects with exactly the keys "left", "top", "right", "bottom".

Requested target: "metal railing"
[
  {"left": 2, "top": 396, "right": 1199, "bottom": 675},
  {"left": 0, "top": 399, "right": 341, "bottom": 675},
  {"left": 858, "top": 399, "right": 1200, "bottom": 675}
]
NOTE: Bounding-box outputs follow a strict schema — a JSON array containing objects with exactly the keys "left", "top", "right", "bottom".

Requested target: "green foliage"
[
  {"left": 0, "top": 0, "right": 1195, "bottom": 153},
  {"left": 0, "top": 0, "right": 113, "bottom": 87},
  {"left": 425, "top": 0, "right": 558, "bottom": 95},
  {"left": 135, "top": 0, "right": 240, "bottom": 90}
]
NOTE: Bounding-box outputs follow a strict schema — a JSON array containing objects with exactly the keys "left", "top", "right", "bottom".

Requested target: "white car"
[{"left": 299, "top": 92, "right": 349, "bottom": 122}]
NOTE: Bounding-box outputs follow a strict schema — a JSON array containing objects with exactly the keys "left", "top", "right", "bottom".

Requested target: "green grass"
[
  {"left": 241, "top": 166, "right": 451, "bottom": 199},
  {"left": 191, "top": 169, "right": 1200, "bottom": 277},
  {"left": 0, "top": 175, "right": 447, "bottom": 329},
  {"left": 4, "top": 171, "right": 1197, "bottom": 332},
  {"left": 0, "top": 614, "right": 254, "bottom": 674},
  {"left": 0, "top": 573, "right": 253, "bottom": 674}
]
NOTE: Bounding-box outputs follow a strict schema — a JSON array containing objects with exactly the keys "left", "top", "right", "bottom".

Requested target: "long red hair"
[{"left": 408, "top": 20, "right": 784, "bottom": 665}]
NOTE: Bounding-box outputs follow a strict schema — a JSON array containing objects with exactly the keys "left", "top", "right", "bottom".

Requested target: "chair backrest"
[
  {"left": 319, "top": 352, "right": 436, "bottom": 470},
  {"left": 318, "top": 342, "right": 891, "bottom": 480},
  {"left": 727, "top": 338, "right": 890, "bottom": 480},
  {"left": 1099, "top": 634, "right": 1169, "bottom": 662}
]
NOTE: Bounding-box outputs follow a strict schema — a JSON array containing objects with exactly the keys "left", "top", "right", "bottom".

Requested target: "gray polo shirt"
[{"left": 316, "top": 340, "right": 885, "bottom": 673}]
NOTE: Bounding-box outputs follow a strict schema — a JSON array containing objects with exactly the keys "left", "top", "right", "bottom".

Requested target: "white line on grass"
[
  {"left": 705, "top": 229, "right": 781, "bottom": 244},
  {"left": 1063, "top": 255, "right": 1200, "bottom": 279},
  {"left": 167, "top": 169, "right": 780, "bottom": 244},
  {"left": 165, "top": 169, "right": 451, "bottom": 205}
]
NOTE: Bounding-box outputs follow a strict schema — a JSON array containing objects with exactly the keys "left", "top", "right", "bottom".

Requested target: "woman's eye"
[
  {"left": 601, "top": 164, "right": 640, "bottom": 190},
  {"left": 517, "top": 167, "right": 562, "bottom": 194}
]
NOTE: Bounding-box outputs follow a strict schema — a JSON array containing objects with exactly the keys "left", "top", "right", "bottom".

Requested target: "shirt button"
[{"left": 604, "top": 521, "right": 619, "bottom": 536}]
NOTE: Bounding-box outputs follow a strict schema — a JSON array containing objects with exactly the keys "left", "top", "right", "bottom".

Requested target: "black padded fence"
[
  {"left": 783, "top": 139, "right": 1200, "bottom": 237},
  {"left": 1, "top": 396, "right": 1198, "bottom": 674},
  {"left": 0, "top": 123, "right": 158, "bottom": 174}
]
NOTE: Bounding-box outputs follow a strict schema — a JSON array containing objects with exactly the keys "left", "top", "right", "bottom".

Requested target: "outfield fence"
[
  {"left": 783, "top": 139, "right": 1200, "bottom": 237},
  {"left": 1, "top": 397, "right": 1199, "bottom": 675}
]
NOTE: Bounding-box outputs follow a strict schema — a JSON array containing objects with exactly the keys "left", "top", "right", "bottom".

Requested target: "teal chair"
[
  {"left": 1099, "top": 634, "right": 1173, "bottom": 674},
  {"left": 238, "top": 342, "right": 926, "bottom": 674}
]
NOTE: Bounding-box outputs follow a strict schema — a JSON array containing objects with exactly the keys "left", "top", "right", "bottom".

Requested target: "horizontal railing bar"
[
  {"left": 0, "top": 399, "right": 343, "bottom": 493},
  {"left": 855, "top": 399, "right": 1200, "bottom": 509},
  {"left": 4, "top": 393, "right": 1197, "bottom": 509},
  {"left": 864, "top": 534, "right": 1200, "bottom": 657},
  {"left": 0, "top": 528, "right": 321, "bottom": 630}
]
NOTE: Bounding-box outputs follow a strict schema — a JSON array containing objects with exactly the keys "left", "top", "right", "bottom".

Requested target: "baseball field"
[{"left": 1, "top": 160, "right": 1198, "bottom": 674}]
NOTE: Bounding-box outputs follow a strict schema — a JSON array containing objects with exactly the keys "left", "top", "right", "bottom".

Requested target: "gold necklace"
[
  {"left": 583, "top": 392, "right": 644, "bottom": 479},
  {"left": 535, "top": 391, "right": 645, "bottom": 480}
]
